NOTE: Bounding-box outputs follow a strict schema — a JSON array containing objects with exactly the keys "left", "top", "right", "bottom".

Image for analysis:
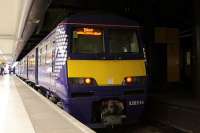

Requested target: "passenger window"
[
  {"left": 40, "top": 47, "right": 46, "bottom": 65},
  {"left": 52, "top": 49, "right": 55, "bottom": 72},
  {"left": 31, "top": 54, "right": 35, "bottom": 66},
  {"left": 40, "top": 48, "right": 42, "bottom": 65}
]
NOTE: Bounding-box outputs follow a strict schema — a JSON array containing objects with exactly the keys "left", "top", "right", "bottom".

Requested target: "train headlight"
[
  {"left": 126, "top": 77, "right": 134, "bottom": 83},
  {"left": 68, "top": 77, "right": 97, "bottom": 86},
  {"left": 123, "top": 76, "right": 146, "bottom": 86},
  {"left": 84, "top": 78, "right": 92, "bottom": 85},
  {"left": 123, "top": 76, "right": 135, "bottom": 85}
]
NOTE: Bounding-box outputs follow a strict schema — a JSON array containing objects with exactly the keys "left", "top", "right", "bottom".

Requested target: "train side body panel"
[
  {"left": 27, "top": 49, "right": 36, "bottom": 83},
  {"left": 51, "top": 25, "right": 69, "bottom": 100},
  {"left": 38, "top": 41, "right": 53, "bottom": 90},
  {"left": 37, "top": 28, "right": 68, "bottom": 100},
  {"left": 15, "top": 62, "right": 20, "bottom": 76},
  {"left": 18, "top": 61, "right": 22, "bottom": 76},
  {"left": 21, "top": 57, "right": 28, "bottom": 80}
]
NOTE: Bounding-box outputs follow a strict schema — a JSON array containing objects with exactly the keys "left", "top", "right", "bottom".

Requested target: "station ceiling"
[
  {"left": 0, "top": 0, "right": 194, "bottom": 62},
  {"left": 0, "top": 0, "right": 22, "bottom": 64},
  {"left": 0, "top": 0, "right": 33, "bottom": 64}
]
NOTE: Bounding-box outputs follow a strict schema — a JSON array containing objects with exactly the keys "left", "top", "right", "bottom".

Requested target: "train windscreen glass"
[
  {"left": 72, "top": 28, "right": 104, "bottom": 54},
  {"left": 108, "top": 30, "right": 139, "bottom": 54}
]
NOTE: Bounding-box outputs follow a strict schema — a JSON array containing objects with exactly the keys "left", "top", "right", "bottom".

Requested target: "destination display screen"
[{"left": 72, "top": 28, "right": 104, "bottom": 54}]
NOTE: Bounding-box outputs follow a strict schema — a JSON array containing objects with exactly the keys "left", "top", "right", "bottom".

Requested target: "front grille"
[
  {"left": 71, "top": 92, "right": 94, "bottom": 98},
  {"left": 124, "top": 89, "right": 144, "bottom": 96}
]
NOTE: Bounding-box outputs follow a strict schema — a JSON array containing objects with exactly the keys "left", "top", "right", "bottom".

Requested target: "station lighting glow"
[{"left": 76, "top": 28, "right": 102, "bottom": 36}]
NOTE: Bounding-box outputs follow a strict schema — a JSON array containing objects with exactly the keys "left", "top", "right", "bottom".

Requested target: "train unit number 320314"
[{"left": 129, "top": 100, "right": 145, "bottom": 106}]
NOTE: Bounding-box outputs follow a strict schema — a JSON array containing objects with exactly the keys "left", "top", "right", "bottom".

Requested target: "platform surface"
[{"left": 0, "top": 75, "right": 95, "bottom": 133}]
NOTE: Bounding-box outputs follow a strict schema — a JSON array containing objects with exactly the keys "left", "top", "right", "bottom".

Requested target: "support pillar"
[
  {"left": 193, "top": 0, "right": 200, "bottom": 98},
  {"left": 143, "top": 0, "right": 155, "bottom": 91}
]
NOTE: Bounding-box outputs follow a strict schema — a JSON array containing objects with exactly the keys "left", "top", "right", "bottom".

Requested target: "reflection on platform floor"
[
  {"left": 0, "top": 75, "right": 35, "bottom": 133},
  {"left": 0, "top": 75, "right": 95, "bottom": 133}
]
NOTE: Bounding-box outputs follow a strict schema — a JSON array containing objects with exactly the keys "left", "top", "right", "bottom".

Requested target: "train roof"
[{"left": 59, "top": 13, "right": 140, "bottom": 28}]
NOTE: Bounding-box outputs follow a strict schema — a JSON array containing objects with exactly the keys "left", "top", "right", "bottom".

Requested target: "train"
[{"left": 16, "top": 13, "right": 147, "bottom": 128}]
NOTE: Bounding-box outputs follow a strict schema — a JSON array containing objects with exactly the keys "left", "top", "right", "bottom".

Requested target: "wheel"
[
  {"left": 49, "top": 95, "right": 57, "bottom": 104},
  {"left": 45, "top": 91, "right": 50, "bottom": 98},
  {"left": 57, "top": 101, "right": 64, "bottom": 109},
  {"left": 37, "top": 88, "right": 42, "bottom": 94}
]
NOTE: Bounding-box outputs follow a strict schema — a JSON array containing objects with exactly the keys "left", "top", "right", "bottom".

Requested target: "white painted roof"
[{"left": 0, "top": 0, "right": 31, "bottom": 64}]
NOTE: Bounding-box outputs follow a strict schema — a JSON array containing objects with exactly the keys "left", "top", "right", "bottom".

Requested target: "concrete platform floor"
[{"left": 0, "top": 75, "right": 95, "bottom": 133}]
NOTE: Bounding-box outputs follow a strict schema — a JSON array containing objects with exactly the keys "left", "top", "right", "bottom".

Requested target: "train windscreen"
[
  {"left": 108, "top": 30, "right": 140, "bottom": 54},
  {"left": 72, "top": 28, "right": 104, "bottom": 54}
]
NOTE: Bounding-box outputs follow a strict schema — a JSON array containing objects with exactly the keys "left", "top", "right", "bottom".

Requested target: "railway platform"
[{"left": 0, "top": 75, "right": 95, "bottom": 133}]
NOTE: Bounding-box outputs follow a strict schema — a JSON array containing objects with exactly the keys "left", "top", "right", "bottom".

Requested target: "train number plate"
[{"left": 128, "top": 100, "right": 144, "bottom": 106}]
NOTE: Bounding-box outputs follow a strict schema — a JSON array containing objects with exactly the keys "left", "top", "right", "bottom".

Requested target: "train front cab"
[{"left": 64, "top": 26, "right": 147, "bottom": 128}]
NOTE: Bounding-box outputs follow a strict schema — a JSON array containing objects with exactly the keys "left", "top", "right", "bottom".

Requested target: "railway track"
[{"left": 95, "top": 122, "right": 188, "bottom": 133}]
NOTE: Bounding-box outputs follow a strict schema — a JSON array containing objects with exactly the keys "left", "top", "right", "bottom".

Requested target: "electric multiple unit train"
[{"left": 16, "top": 13, "right": 147, "bottom": 128}]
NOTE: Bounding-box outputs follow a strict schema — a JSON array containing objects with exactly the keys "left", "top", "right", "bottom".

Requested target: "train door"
[
  {"left": 25, "top": 57, "right": 28, "bottom": 79},
  {"left": 35, "top": 48, "right": 38, "bottom": 85},
  {"left": 51, "top": 40, "right": 56, "bottom": 92},
  {"left": 46, "top": 41, "right": 54, "bottom": 91}
]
